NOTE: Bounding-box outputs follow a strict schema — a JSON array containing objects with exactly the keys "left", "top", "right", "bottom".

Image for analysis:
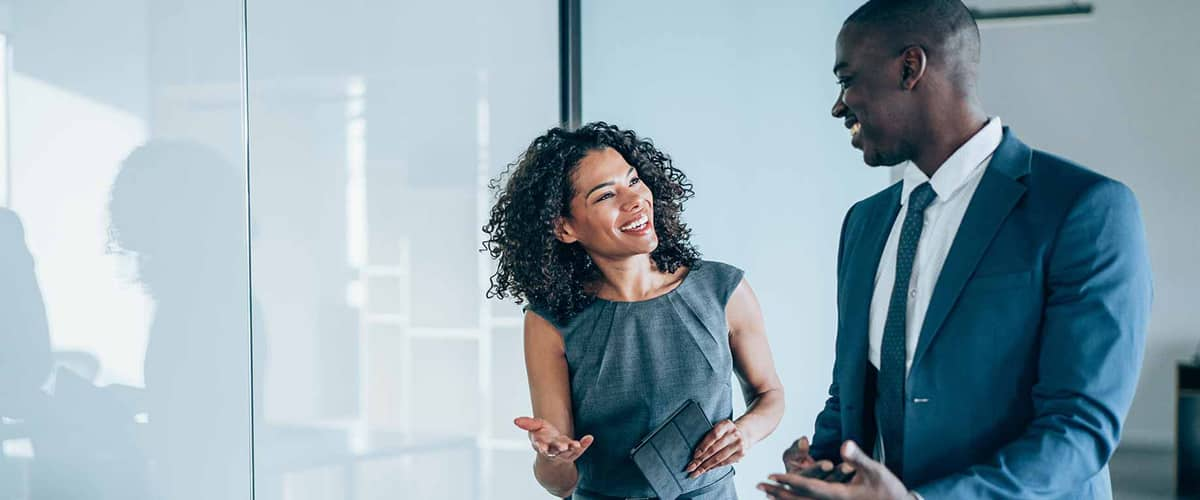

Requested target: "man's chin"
[{"left": 863, "top": 150, "right": 906, "bottom": 168}]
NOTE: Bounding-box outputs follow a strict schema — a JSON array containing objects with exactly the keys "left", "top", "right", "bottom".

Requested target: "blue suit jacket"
[{"left": 811, "top": 128, "right": 1152, "bottom": 498}]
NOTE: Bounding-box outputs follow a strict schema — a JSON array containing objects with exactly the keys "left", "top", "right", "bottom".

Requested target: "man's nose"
[{"left": 832, "top": 90, "right": 848, "bottom": 118}]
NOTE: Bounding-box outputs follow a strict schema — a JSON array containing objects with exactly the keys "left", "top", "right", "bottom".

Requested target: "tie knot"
[{"left": 908, "top": 182, "right": 937, "bottom": 211}]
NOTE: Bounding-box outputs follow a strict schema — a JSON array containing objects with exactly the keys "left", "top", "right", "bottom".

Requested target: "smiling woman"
[
  {"left": 483, "top": 122, "right": 700, "bottom": 324},
  {"left": 482, "top": 122, "right": 786, "bottom": 499}
]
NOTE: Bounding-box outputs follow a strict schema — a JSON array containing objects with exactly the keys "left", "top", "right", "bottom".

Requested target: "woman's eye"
[
  {"left": 630, "top": 177, "right": 641, "bottom": 186},
  {"left": 597, "top": 192, "right": 614, "bottom": 202}
]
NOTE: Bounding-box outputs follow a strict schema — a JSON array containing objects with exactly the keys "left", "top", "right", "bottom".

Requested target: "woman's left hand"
[{"left": 685, "top": 419, "right": 749, "bottom": 478}]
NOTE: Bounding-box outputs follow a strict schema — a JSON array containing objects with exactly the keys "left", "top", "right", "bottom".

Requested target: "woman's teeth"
[{"left": 621, "top": 215, "right": 649, "bottom": 232}]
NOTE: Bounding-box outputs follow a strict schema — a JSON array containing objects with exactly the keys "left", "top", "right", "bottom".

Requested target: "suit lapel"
[
  {"left": 841, "top": 183, "right": 901, "bottom": 423},
  {"left": 910, "top": 129, "right": 1032, "bottom": 370}
]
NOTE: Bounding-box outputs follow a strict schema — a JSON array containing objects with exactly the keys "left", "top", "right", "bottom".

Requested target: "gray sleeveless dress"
[{"left": 532, "top": 260, "right": 744, "bottom": 499}]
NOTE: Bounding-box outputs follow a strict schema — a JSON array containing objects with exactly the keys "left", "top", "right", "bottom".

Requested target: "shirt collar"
[{"left": 900, "top": 117, "right": 1003, "bottom": 207}]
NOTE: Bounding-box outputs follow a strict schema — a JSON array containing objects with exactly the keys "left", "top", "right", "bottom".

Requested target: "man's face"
[{"left": 832, "top": 24, "right": 915, "bottom": 167}]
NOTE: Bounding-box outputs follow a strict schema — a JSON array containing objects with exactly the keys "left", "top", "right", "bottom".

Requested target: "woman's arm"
[
  {"left": 687, "top": 278, "right": 786, "bottom": 477},
  {"left": 728, "top": 278, "right": 786, "bottom": 444},
  {"left": 518, "top": 310, "right": 593, "bottom": 498}
]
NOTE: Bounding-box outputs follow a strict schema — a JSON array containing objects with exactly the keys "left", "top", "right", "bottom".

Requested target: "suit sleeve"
[
  {"left": 916, "top": 180, "right": 1153, "bottom": 498},
  {"left": 811, "top": 204, "right": 858, "bottom": 462}
]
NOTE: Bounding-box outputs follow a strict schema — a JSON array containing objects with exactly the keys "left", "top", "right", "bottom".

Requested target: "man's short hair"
[{"left": 845, "top": 0, "right": 982, "bottom": 90}]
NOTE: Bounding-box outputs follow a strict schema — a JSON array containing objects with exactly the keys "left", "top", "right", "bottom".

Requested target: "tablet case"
[{"left": 629, "top": 399, "right": 723, "bottom": 500}]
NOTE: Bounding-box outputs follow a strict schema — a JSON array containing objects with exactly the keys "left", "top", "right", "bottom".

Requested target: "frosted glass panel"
[
  {"left": 0, "top": 0, "right": 252, "bottom": 499},
  {"left": 244, "top": 1, "right": 558, "bottom": 499}
]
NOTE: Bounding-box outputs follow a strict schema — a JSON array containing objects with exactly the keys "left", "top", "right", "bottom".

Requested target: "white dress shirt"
[{"left": 868, "top": 118, "right": 1003, "bottom": 375}]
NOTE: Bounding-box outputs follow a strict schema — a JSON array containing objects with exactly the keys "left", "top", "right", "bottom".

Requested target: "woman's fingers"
[
  {"left": 515, "top": 417, "right": 594, "bottom": 462},
  {"left": 554, "top": 439, "right": 589, "bottom": 462},
  {"left": 690, "top": 438, "right": 744, "bottom": 477},
  {"left": 533, "top": 433, "right": 595, "bottom": 462},
  {"left": 692, "top": 420, "right": 736, "bottom": 461},
  {"left": 688, "top": 420, "right": 743, "bottom": 474},
  {"left": 550, "top": 436, "right": 573, "bottom": 454},
  {"left": 513, "top": 416, "right": 545, "bottom": 432},
  {"left": 689, "top": 433, "right": 736, "bottom": 471}
]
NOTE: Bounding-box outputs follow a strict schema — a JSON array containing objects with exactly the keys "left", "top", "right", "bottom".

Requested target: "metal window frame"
[
  {"left": 970, "top": 2, "right": 1093, "bottom": 22},
  {"left": 559, "top": 0, "right": 581, "bottom": 130}
]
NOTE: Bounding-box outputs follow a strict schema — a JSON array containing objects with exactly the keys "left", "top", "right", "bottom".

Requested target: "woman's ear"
[{"left": 554, "top": 217, "right": 579, "bottom": 244}]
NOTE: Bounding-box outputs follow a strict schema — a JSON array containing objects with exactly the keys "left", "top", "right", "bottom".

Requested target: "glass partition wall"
[{"left": 0, "top": 1, "right": 556, "bottom": 499}]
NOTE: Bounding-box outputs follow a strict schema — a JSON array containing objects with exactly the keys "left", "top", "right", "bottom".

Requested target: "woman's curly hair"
[{"left": 482, "top": 122, "right": 700, "bottom": 324}]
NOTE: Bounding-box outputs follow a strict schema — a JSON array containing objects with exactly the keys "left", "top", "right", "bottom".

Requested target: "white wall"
[
  {"left": 582, "top": 1, "right": 888, "bottom": 497},
  {"left": 974, "top": 0, "right": 1200, "bottom": 449}
]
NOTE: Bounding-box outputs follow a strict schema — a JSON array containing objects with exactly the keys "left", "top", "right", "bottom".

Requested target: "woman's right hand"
[{"left": 514, "top": 416, "right": 594, "bottom": 464}]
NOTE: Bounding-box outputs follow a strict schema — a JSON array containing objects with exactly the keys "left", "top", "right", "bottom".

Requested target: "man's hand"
[
  {"left": 782, "top": 436, "right": 847, "bottom": 482},
  {"left": 782, "top": 436, "right": 816, "bottom": 473},
  {"left": 758, "top": 440, "right": 911, "bottom": 500}
]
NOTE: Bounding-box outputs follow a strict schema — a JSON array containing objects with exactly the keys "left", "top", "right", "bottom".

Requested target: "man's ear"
[
  {"left": 899, "top": 45, "right": 927, "bottom": 91},
  {"left": 554, "top": 217, "right": 578, "bottom": 244}
]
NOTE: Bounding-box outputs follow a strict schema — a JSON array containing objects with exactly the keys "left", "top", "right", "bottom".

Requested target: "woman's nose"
[{"left": 621, "top": 191, "right": 643, "bottom": 211}]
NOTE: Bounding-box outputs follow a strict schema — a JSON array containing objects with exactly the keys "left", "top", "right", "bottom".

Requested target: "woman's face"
[{"left": 557, "top": 147, "right": 658, "bottom": 259}]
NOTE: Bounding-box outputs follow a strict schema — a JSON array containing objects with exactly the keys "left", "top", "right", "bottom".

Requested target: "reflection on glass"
[
  {"left": 0, "top": 0, "right": 251, "bottom": 498},
  {"left": 0, "top": 32, "right": 9, "bottom": 207},
  {"left": 246, "top": 2, "right": 557, "bottom": 498},
  {"left": 108, "top": 142, "right": 251, "bottom": 500}
]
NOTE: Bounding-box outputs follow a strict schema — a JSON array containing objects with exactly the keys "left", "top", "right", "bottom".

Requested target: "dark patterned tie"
[{"left": 878, "top": 181, "right": 936, "bottom": 479}]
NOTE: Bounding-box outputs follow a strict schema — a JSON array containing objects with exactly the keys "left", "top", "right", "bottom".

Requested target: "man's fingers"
[
  {"left": 786, "top": 436, "right": 811, "bottom": 457},
  {"left": 756, "top": 481, "right": 803, "bottom": 500},
  {"left": 784, "top": 457, "right": 816, "bottom": 474},
  {"left": 768, "top": 473, "right": 843, "bottom": 499},
  {"left": 783, "top": 435, "right": 815, "bottom": 472},
  {"left": 824, "top": 462, "right": 857, "bottom": 483},
  {"left": 839, "top": 440, "right": 878, "bottom": 477},
  {"left": 798, "top": 460, "right": 835, "bottom": 479}
]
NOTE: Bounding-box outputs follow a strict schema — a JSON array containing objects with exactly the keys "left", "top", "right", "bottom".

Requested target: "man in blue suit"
[{"left": 758, "top": 1, "right": 1152, "bottom": 499}]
